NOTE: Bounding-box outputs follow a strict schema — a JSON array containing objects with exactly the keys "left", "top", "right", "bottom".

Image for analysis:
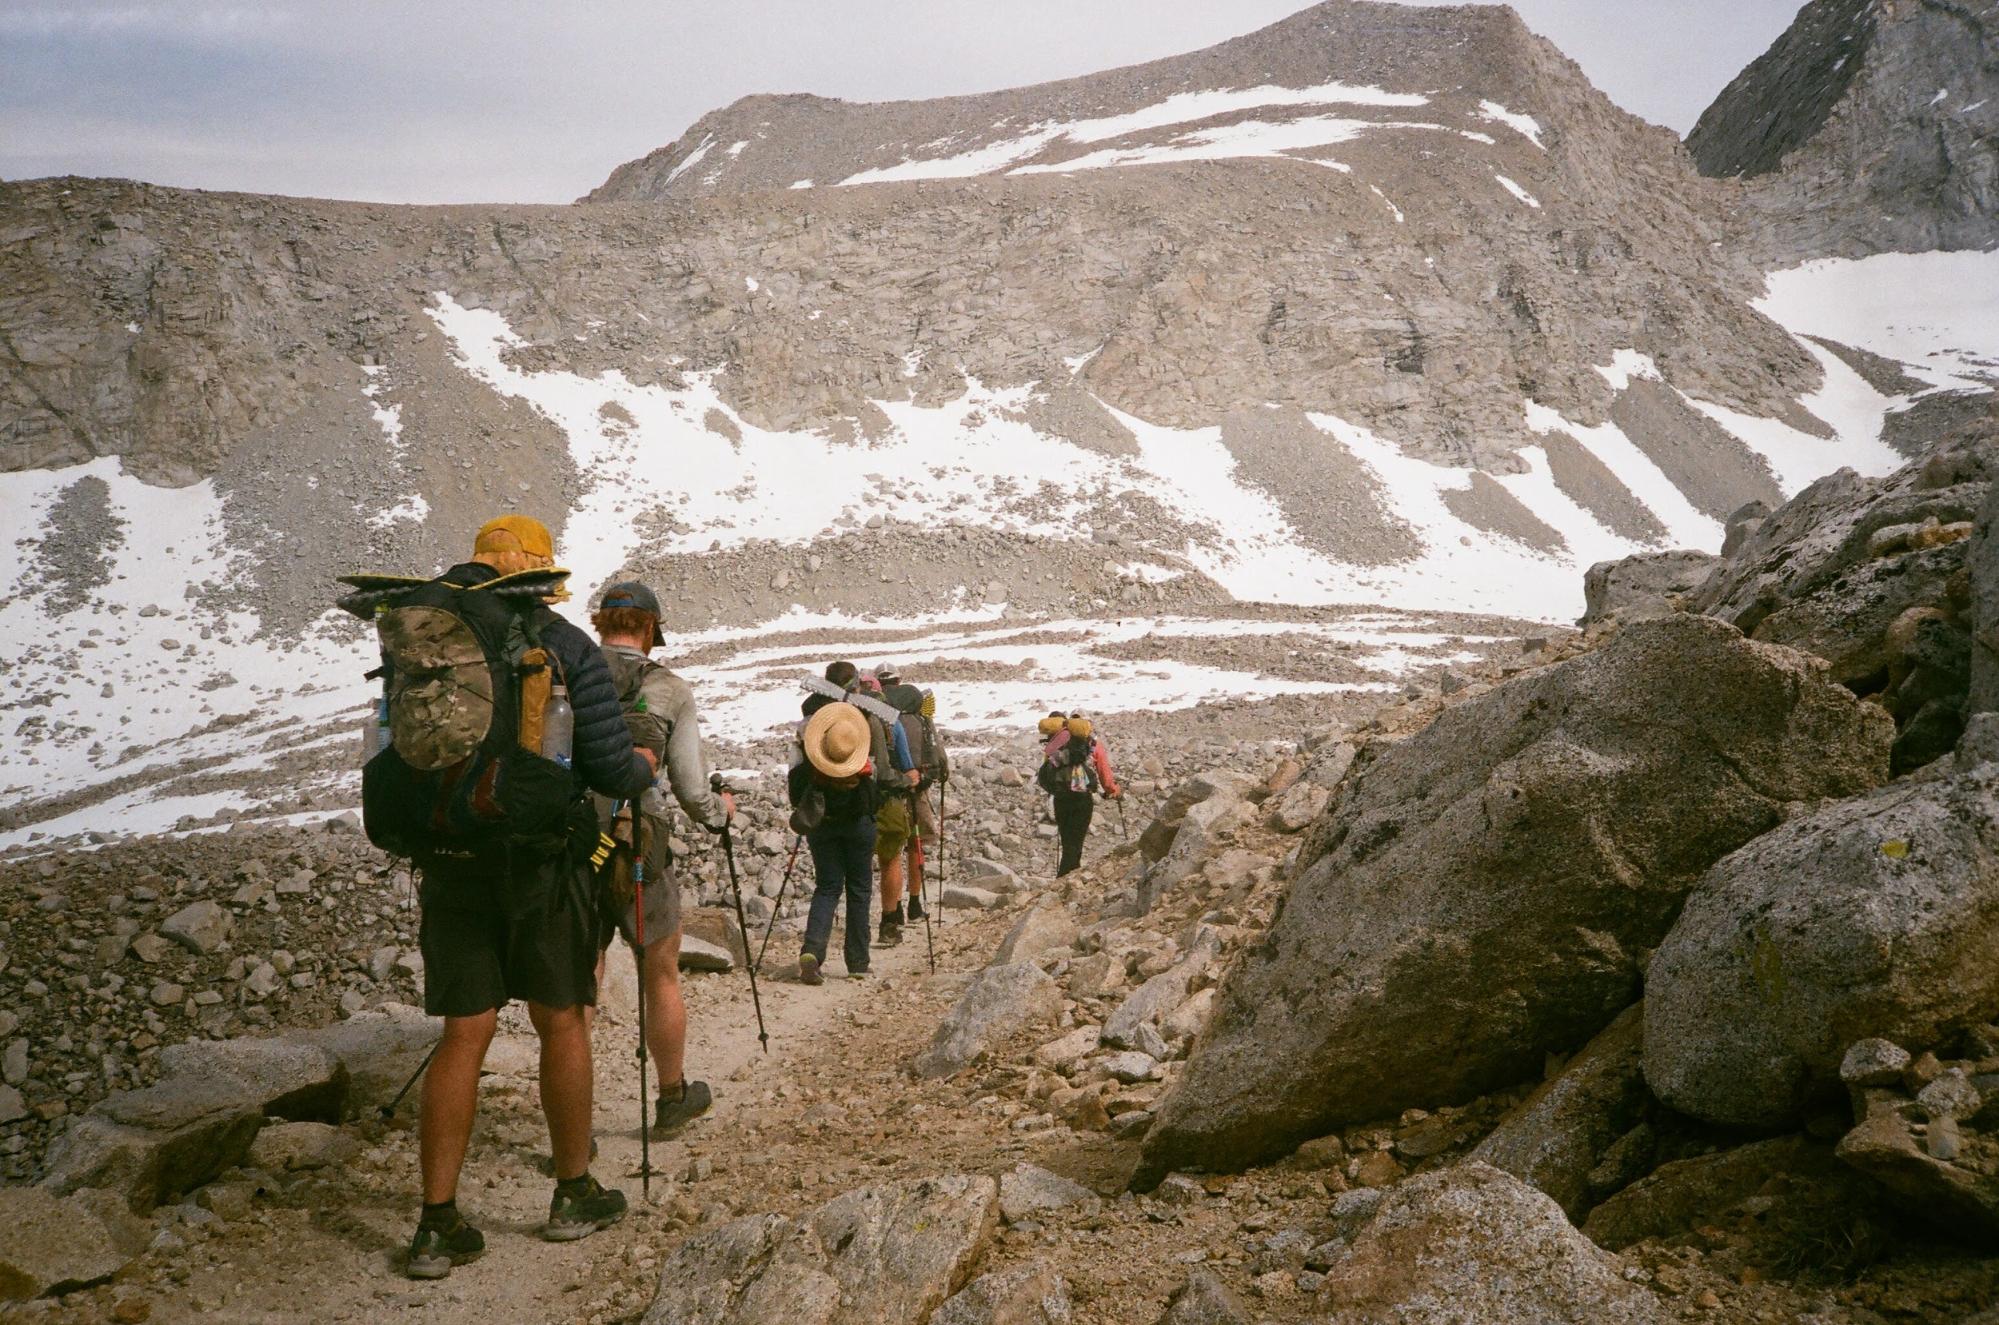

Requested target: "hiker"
[
  {"left": 876, "top": 662, "right": 948, "bottom": 933},
  {"left": 1038, "top": 710, "right": 1121, "bottom": 876},
  {"left": 858, "top": 668, "right": 922, "bottom": 948},
  {"left": 789, "top": 662, "right": 912, "bottom": 982},
  {"left": 362, "top": 516, "right": 649, "bottom": 1279},
  {"left": 588, "top": 581, "right": 733, "bottom": 1138}
]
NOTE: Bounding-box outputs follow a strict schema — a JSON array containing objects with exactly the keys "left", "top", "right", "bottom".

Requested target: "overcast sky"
[{"left": 1, "top": 1, "right": 1805, "bottom": 205}]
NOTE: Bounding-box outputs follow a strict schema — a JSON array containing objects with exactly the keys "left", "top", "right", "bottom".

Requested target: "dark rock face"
[
  {"left": 1689, "top": 0, "right": 1999, "bottom": 260},
  {"left": 1688, "top": 0, "right": 1876, "bottom": 180},
  {"left": 1577, "top": 549, "right": 1720, "bottom": 628},
  {"left": 1136, "top": 616, "right": 1891, "bottom": 1182}
]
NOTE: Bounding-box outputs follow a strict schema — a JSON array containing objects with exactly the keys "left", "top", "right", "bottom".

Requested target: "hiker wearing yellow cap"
[{"left": 401, "top": 515, "right": 657, "bottom": 1278}]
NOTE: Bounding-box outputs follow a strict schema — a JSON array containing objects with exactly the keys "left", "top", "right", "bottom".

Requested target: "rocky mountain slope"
[
  {"left": 1689, "top": 0, "right": 1999, "bottom": 262},
  {"left": 3, "top": 422, "right": 1994, "bottom": 1325},
  {"left": 7, "top": 0, "right": 1973, "bottom": 852}
]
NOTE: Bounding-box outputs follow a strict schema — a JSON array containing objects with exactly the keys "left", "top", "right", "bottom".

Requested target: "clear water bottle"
[
  {"left": 542, "top": 685, "right": 574, "bottom": 768},
  {"left": 361, "top": 694, "right": 391, "bottom": 763}
]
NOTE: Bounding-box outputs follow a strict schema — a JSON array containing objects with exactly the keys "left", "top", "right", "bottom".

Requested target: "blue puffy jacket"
[{"left": 440, "top": 563, "right": 652, "bottom": 802}]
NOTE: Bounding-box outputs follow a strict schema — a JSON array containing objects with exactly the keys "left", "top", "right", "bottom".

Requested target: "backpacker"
[
  {"left": 1037, "top": 731, "right": 1099, "bottom": 797},
  {"left": 337, "top": 567, "right": 580, "bottom": 858},
  {"left": 593, "top": 646, "right": 675, "bottom": 905},
  {"left": 890, "top": 688, "right": 945, "bottom": 789}
]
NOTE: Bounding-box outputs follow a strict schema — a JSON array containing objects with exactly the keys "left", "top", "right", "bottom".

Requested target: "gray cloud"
[{"left": 1, "top": 0, "right": 1806, "bottom": 204}]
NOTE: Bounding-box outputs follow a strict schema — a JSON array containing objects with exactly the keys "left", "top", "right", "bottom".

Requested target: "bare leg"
[
  {"left": 879, "top": 851, "right": 905, "bottom": 915},
  {"left": 645, "top": 931, "right": 685, "bottom": 1088},
  {"left": 527, "top": 1000, "right": 594, "bottom": 1181},
  {"left": 419, "top": 1010, "right": 498, "bottom": 1204}
]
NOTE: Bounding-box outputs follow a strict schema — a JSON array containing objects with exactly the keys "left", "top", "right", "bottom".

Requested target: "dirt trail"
[{"left": 71, "top": 855, "right": 1028, "bottom": 1325}]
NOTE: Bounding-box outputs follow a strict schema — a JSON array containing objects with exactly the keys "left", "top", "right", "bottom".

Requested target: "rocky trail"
[{"left": 6, "top": 405, "right": 1999, "bottom": 1324}]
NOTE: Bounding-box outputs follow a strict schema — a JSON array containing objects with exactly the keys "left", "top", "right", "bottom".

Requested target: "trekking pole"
[
  {"left": 909, "top": 810, "right": 935, "bottom": 975},
  {"left": 936, "top": 780, "right": 947, "bottom": 927},
  {"left": 378, "top": 1042, "right": 439, "bottom": 1121},
  {"left": 754, "top": 834, "right": 804, "bottom": 973},
  {"left": 1116, "top": 793, "right": 1130, "bottom": 843},
  {"left": 711, "top": 775, "right": 770, "bottom": 1054},
  {"left": 630, "top": 803, "right": 653, "bottom": 1201}
]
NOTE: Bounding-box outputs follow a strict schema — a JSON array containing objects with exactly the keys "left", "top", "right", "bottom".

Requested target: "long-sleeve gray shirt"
[{"left": 603, "top": 646, "right": 728, "bottom": 830}]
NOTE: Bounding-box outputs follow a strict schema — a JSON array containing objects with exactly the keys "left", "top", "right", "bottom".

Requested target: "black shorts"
[{"left": 418, "top": 848, "right": 599, "bottom": 1017}]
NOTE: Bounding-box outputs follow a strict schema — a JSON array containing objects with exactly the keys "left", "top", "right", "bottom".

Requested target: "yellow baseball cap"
[{"left": 473, "top": 514, "right": 553, "bottom": 559}]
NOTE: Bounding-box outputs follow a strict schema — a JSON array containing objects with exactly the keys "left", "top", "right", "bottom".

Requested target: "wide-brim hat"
[{"left": 802, "top": 702, "right": 871, "bottom": 779}]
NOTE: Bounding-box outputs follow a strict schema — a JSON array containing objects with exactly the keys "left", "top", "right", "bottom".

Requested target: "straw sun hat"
[{"left": 802, "top": 702, "right": 871, "bottom": 779}]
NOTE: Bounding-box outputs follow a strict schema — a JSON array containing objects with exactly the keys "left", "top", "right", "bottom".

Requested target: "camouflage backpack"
[{"left": 337, "top": 567, "right": 580, "bottom": 857}]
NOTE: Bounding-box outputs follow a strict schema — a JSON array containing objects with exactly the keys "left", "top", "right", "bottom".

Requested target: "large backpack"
[
  {"left": 1037, "top": 733, "right": 1099, "bottom": 797},
  {"left": 337, "top": 568, "right": 580, "bottom": 858},
  {"left": 887, "top": 685, "right": 945, "bottom": 789}
]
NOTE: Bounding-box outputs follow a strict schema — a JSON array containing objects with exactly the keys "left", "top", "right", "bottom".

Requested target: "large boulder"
[
  {"left": 0, "top": 1187, "right": 145, "bottom": 1300},
  {"left": 930, "top": 1265, "right": 1072, "bottom": 1325},
  {"left": 1312, "top": 1164, "right": 1669, "bottom": 1324},
  {"left": 642, "top": 1174, "right": 996, "bottom": 1325},
  {"left": 911, "top": 964, "right": 1061, "bottom": 1080},
  {"left": 1577, "top": 549, "right": 1719, "bottom": 627},
  {"left": 1692, "top": 430, "right": 1992, "bottom": 767},
  {"left": 1138, "top": 616, "right": 1890, "bottom": 1181},
  {"left": 1469, "top": 1004, "right": 1649, "bottom": 1219},
  {"left": 1581, "top": 1135, "right": 1833, "bottom": 1250},
  {"left": 989, "top": 904, "right": 1078, "bottom": 967},
  {"left": 294, "top": 1002, "right": 439, "bottom": 1115},
  {"left": 41, "top": 1076, "right": 265, "bottom": 1211},
  {"left": 159, "top": 899, "right": 232, "bottom": 955},
  {"left": 1644, "top": 768, "right": 1999, "bottom": 1129},
  {"left": 155, "top": 1037, "right": 346, "bottom": 1121}
]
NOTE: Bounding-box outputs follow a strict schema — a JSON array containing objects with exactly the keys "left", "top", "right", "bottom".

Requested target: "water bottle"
[
  {"left": 542, "top": 685, "right": 574, "bottom": 768},
  {"left": 361, "top": 694, "right": 391, "bottom": 763}
]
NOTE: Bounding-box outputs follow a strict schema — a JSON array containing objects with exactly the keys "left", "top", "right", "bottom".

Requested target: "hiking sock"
[
  {"left": 554, "top": 1172, "right": 594, "bottom": 1198},
  {"left": 419, "top": 1200, "right": 462, "bottom": 1231}
]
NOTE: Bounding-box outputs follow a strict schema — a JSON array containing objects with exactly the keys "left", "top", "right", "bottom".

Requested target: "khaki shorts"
[{"left": 874, "top": 796, "right": 912, "bottom": 865}]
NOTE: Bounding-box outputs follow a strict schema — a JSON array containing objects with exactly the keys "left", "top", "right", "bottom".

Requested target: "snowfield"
[{"left": 2, "top": 250, "right": 1987, "bottom": 848}]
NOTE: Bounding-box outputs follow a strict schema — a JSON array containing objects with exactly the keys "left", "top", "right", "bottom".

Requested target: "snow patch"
[
  {"left": 1758, "top": 251, "right": 1999, "bottom": 393},
  {"left": 1477, "top": 100, "right": 1545, "bottom": 148},
  {"left": 664, "top": 135, "right": 716, "bottom": 185},
  {"left": 1495, "top": 175, "right": 1540, "bottom": 208}
]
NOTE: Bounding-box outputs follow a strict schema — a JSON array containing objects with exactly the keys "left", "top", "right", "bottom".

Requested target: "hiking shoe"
[
  {"left": 653, "top": 1079, "right": 712, "bottom": 1137},
  {"left": 847, "top": 967, "right": 870, "bottom": 981},
  {"left": 906, "top": 893, "right": 926, "bottom": 921},
  {"left": 406, "top": 1215, "right": 484, "bottom": 1279},
  {"left": 543, "top": 1175, "right": 627, "bottom": 1242},
  {"left": 798, "top": 953, "right": 823, "bottom": 986},
  {"left": 877, "top": 914, "right": 903, "bottom": 947}
]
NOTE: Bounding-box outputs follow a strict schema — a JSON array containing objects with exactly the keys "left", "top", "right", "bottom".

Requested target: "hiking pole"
[
  {"left": 711, "top": 775, "right": 770, "bottom": 1054},
  {"left": 909, "top": 811, "right": 935, "bottom": 975},
  {"left": 379, "top": 1042, "right": 439, "bottom": 1121},
  {"left": 754, "top": 834, "right": 805, "bottom": 973},
  {"left": 936, "top": 780, "right": 947, "bottom": 928},
  {"left": 630, "top": 802, "right": 653, "bottom": 1201},
  {"left": 1116, "top": 793, "right": 1130, "bottom": 843}
]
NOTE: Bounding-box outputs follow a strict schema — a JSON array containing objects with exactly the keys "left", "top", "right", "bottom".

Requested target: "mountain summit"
[{"left": 1689, "top": 0, "right": 1999, "bottom": 261}]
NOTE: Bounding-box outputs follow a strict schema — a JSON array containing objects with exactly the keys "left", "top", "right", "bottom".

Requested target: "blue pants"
[{"left": 803, "top": 817, "right": 876, "bottom": 974}]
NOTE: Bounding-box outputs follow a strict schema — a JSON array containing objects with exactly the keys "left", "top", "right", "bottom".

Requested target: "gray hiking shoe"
[
  {"left": 877, "top": 913, "right": 903, "bottom": 947},
  {"left": 653, "top": 1079, "right": 712, "bottom": 1137},
  {"left": 798, "top": 953, "right": 823, "bottom": 986},
  {"left": 543, "top": 1175, "right": 626, "bottom": 1242},
  {"left": 407, "top": 1215, "right": 484, "bottom": 1279}
]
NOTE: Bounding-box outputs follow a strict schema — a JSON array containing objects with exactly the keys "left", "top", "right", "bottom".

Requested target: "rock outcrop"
[
  {"left": 642, "top": 1174, "right": 996, "bottom": 1325},
  {"left": 1312, "top": 1164, "right": 1669, "bottom": 1323},
  {"left": 1469, "top": 1004, "right": 1649, "bottom": 1219},
  {"left": 912, "top": 964, "right": 1062, "bottom": 1079},
  {"left": 1576, "top": 549, "right": 1719, "bottom": 627},
  {"left": 1139, "top": 615, "right": 1891, "bottom": 1181},
  {"left": 1645, "top": 767, "right": 1999, "bottom": 1129},
  {"left": 1689, "top": 0, "right": 1999, "bottom": 261}
]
